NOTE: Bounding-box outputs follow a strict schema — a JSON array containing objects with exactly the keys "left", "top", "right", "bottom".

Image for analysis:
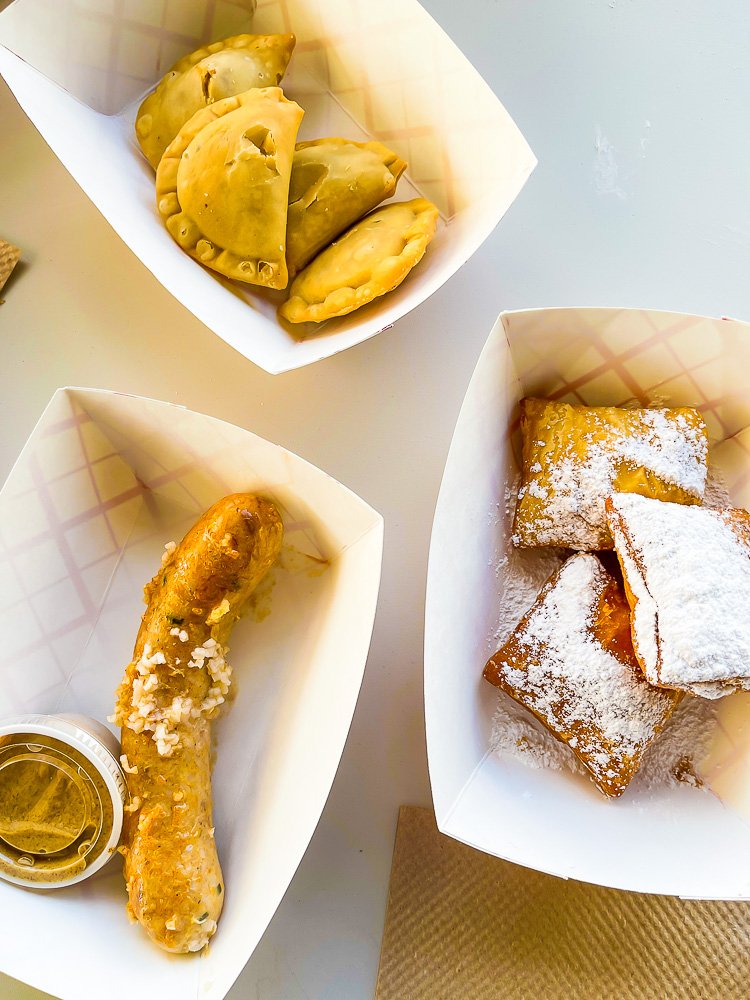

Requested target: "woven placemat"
[
  {"left": 0, "top": 240, "right": 21, "bottom": 296},
  {"left": 376, "top": 806, "right": 750, "bottom": 1000}
]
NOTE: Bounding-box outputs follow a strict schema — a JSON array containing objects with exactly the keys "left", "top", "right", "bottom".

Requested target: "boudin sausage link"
[{"left": 114, "top": 494, "right": 283, "bottom": 953}]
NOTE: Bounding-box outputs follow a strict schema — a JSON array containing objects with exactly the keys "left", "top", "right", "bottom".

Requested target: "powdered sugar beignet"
[
  {"left": 483, "top": 553, "right": 680, "bottom": 797},
  {"left": 136, "top": 34, "right": 296, "bottom": 170},
  {"left": 279, "top": 198, "right": 438, "bottom": 324},
  {"left": 514, "top": 399, "right": 708, "bottom": 550},
  {"left": 607, "top": 493, "right": 750, "bottom": 699}
]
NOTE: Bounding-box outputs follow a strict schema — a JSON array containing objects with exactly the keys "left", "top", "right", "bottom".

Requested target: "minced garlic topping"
[
  {"left": 187, "top": 638, "right": 232, "bottom": 717},
  {"left": 161, "top": 541, "right": 177, "bottom": 565},
  {"left": 115, "top": 639, "right": 233, "bottom": 756},
  {"left": 120, "top": 754, "right": 138, "bottom": 774}
]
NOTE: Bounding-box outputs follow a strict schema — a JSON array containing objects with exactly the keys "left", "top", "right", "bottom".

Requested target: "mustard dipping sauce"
[{"left": 0, "top": 734, "right": 115, "bottom": 885}]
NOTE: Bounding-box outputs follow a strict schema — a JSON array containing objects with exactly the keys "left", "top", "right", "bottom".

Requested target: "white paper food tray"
[
  {"left": 425, "top": 307, "right": 750, "bottom": 899},
  {"left": 0, "top": 387, "right": 384, "bottom": 1000},
  {"left": 0, "top": 0, "right": 536, "bottom": 374}
]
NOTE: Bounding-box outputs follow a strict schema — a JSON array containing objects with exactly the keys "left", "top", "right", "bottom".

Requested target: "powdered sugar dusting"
[
  {"left": 515, "top": 401, "right": 708, "bottom": 550},
  {"left": 490, "top": 693, "right": 587, "bottom": 776},
  {"left": 608, "top": 492, "right": 750, "bottom": 696},
  {"left": 492, "top": 545, "right": 566, "bottom": 647},
  {"left": 485, "top": 554, "right": 678, "bottom": 795},
  {"left": 488, "top": 480, "right": 580, "bottom": 771},
  {"left": 610, "top": 516, "right": 660, "bottom": 674},
  {"left": 491, "top": 475, "right": 567, "bottom": 647},
  {"left": 504, "top": 555, "right": 675, "bottom": 753},
  {"left": 488, "top": 444, "right": 725, "bottom": 795},
  {"left": 703, "top": 463, "right": 731, "bottom": 509},
  {"left": 635, "top": 695, "right": 718, "bottom": 789},
  {"left": 490, "top": 688, "right": 718, "bottom": 792},
  {"left": 620, "top": 409, "right": 706, "bottom": 494}
]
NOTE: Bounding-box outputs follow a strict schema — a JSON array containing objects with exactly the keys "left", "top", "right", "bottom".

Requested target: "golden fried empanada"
[
  {"left": 279, "top": 198, "right": 438, "bottom": 324},
  {"left": 483, "top": 553, "right": 680, "bottom": 797},
  {"left": 156, "top": 88, "right": 303, "bottom": 290},
  {"left": 286, "top": 138, "right": 407, "bottom": 278},
  {"left": 136, "top": 34, "right": 296, "bottom": 170},
  {"left": 606, "top": 492, "right": 750, "bottom": 699},
  {"left": 514, "top": 399, "right": 708, "bottom": 550}
]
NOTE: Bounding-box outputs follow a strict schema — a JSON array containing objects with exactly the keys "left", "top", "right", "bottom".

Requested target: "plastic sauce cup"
[{"left": 0, "top": 714, "right": 127, "bottom": 888}]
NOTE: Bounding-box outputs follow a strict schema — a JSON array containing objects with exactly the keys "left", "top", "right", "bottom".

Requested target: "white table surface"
[{"left": 2, "top": 1, "right": 750, "bottom": 997}]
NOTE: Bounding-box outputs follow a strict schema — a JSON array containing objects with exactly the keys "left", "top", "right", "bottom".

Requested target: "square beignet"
[
  {"left": 514, "top": 399, "right": 708, "bottom": 550},
  {"left": 483, "top": 553, "right": 680, "bottom": 796},
  {"left": 606, "top": 492, "right": 750, "bottom": 699}
]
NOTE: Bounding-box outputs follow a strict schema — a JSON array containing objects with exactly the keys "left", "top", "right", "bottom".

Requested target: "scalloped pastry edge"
[
  {"left": 279, "top": 198, "right": 439, "bottom": 324},
  {"left": 136, "top": 33, "right": 296, "bottom": 169},
  {"left": 155, "top": 87, "right": 302, "bottom": 290}
]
